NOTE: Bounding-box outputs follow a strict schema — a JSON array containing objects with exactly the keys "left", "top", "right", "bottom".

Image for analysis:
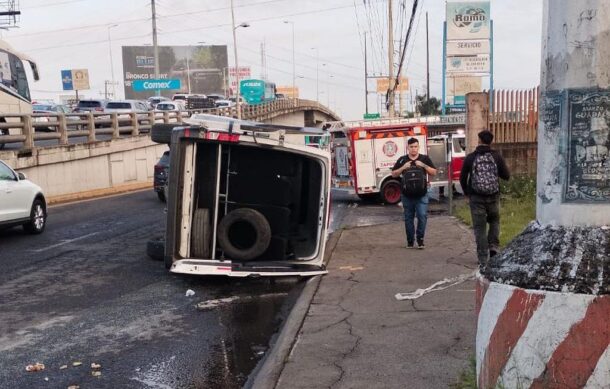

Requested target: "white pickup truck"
[{"left": 150, "top": 115, "right": 331, "bottom": 277}]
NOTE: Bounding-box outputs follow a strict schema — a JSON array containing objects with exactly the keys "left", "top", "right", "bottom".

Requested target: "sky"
[{"left": 2, "top": 0, "right": 544, "bottom": 121}]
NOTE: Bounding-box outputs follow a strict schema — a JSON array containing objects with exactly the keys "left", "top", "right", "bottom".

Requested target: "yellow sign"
[
  {"left": 72, "top": 69, "right": 90, "bottom": 90},
  {"left": 376, "top": 77, "right": 409, "bottom": 93},
  {"left": 276, "top": 86, "right": 299, "bottom": 98}
]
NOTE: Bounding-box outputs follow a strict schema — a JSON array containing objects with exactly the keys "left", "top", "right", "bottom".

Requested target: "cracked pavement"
[{"left": 275, "top": 216, "right": 478, "bottom": 389}]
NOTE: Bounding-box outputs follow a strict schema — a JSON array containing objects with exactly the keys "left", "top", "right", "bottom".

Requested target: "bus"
[
  {"left": 0, "top": 39, "right": 39, "bottom": 148},
  {"left": 239, "top": 79, "right": 276, "bottom": 105}
]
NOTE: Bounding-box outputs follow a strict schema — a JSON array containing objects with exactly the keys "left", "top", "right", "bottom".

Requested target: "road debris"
[
  {"left": 25, "top": 362, "right": 45, "bottom": 372},
  {"left": 185, "top": 289, "right": 195, "bottom": 297},
  {"left": 67, "top": 385, "right": 80, "bottom": 389},
  {"left": 91, "top": 362, "right": 101, "bottom": 369},
  {"left": 395, "top": 271, "right": 476, "bottom": 300},
  {"left": 72, "top": 361, "right": 82, "bottom": 367},
  {"left": 91, "top": 371, "right": 102, "bottom": 377},
  {"left": 59, "top": 365, "right": 68, "bottom": 370}
]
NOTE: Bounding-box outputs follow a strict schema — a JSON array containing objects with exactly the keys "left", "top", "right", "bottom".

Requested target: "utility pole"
[
  {"left": 426, "top": 11, "right": 430, "bottom": 102},
  {"left": 476, "top": 2, "right": 610, "bottom": 388},
  {"left": 387, "top": 0, "right": 395, "bottom": 117},
  {"left": 364, "top": 31, "right": 369, "bottom": 114},
  {"left": 398, "top": 36, "right": 403, "bottom": 116},
  {"left": 151, "top": 0, "right": 160, "bottom": 95}
]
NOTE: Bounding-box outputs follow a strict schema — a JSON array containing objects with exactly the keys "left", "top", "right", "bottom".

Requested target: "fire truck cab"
[{"left": 329, "top": 120, "right": 429, "bottom": 204}]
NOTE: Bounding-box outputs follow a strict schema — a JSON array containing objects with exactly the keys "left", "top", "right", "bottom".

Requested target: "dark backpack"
[
  {"left": 471, "top": 152, "right": 499, "bottom": 195},
  {"left": 401, "top": 162, "right": 427, "bottom": 198}
]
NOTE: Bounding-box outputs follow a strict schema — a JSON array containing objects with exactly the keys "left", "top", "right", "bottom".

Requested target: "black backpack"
[{"left": 401, "top": 162, "right": 427, "bottom": 198}]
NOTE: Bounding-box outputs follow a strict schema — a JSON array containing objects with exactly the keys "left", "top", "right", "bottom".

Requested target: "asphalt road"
[
  {"left": 0, "top": 190, "right": 304, "bottom": 389},
  {"left": 0, "top": 188, "right": 448, "bottom": 388}
]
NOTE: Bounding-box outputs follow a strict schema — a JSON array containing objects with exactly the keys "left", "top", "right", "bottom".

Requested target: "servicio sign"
[
  {"left": 446, "top": 39, "right": 490, "bottom": 56},
  {"left": 132, "top": 79, "right": 181, "bottom": 91}
]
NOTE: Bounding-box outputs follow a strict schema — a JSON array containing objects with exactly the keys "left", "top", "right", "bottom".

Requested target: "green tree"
[{"left": 416, "top": 95, "right": 441, "bottom": 116}]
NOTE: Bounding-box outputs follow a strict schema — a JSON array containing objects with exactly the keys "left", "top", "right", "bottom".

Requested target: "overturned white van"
[{"left": 153, "top": 115, "right": 331, "bottom": 277}]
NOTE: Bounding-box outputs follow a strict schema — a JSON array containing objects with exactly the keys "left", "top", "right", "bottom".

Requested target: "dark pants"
[
  {"left": 401, "top": 192, "right": 429, "bottom": 244},
  {"left": 469, "top": 194, "right": 500, "bottom": 265}
]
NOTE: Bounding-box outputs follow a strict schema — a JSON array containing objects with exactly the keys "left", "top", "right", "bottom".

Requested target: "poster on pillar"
[
  {"left": 446, "top": 76, "right": 482, "bottom": 96},
  {"left": 565, "top": 89, "right": 610, "bottom": 202}
]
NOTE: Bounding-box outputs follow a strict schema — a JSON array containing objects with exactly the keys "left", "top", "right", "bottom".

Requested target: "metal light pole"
[
  {"left": 185, "top": 46, "right": 191, "bottom": 94},
  {"left": 107, "top": 24, "right": 118, "bottom": 99},
  {"left": 151, "top": 0, "right": 160, "bottom": 95},
  {"left": 311, "top": 47, "right": 319, "bottom": 102},
  {"left": 230, "top": 0, "right": 249, "bottom": 120},
  {"left": 284, "top": 21, "right": 296, "bottom": 97}
]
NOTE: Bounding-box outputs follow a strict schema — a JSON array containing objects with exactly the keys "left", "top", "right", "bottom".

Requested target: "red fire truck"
[{"left": 329, "top": 119, "right": 429, "bottom": 204}]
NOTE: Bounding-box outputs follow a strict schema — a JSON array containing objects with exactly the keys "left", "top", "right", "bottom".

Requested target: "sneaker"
[
  {"left": 406, "top": 242, "right": 415, "bottom": 249},
  {"left": 417, "top": 239, "right": 425, "bottom": 249}
]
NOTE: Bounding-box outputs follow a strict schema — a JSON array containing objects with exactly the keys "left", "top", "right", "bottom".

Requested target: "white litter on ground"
[
  {"left": 395, "top": 271, "right": 477, "bottom": 301},
  {"left": 185, "top": 289, "right": 195, "bottom": 297}
]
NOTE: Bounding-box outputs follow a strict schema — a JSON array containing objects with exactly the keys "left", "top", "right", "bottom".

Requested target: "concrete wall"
[{"left": 1, "top": 136, "right": 167, "bottom": 203}]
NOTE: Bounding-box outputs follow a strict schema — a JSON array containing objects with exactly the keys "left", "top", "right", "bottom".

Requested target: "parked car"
[
  {"left": 73, "top": 99, "right": 109, "bottom": 113},
  {"left": 214, "top": 99, "right": 235, "bottom": 108},
  {"left": 147, "top": 95, "right": 170, "bottom": 109},
  {"left": 153, "top": 150, "right": 170, "bottom": 202},
  {"left": 155, "top": 101, "right": 185, "bottom": 111},
  {"left": 0, "top": 160, "right": 47, "bottom": 234},
  {"left": 32, "top": 103, "right": 80, "bottom": 131},
  {"left": 105, "top": 100, "right": 151, "bottom": 127}
]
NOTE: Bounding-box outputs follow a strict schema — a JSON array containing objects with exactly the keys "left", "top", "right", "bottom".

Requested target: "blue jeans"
[{"left": 401, "top": 192, "right": 429, "bottom": 244}]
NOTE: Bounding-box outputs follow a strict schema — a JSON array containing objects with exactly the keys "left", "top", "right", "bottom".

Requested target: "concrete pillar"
[
  {"left": 465, "top": 92, "right": 489, "bottom": 153},
  {"left": 476, "top": 2, "right": 610, "bottom": 388}
]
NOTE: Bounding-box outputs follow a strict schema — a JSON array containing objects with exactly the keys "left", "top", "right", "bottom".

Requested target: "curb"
[
  {"left": 246, "top": 229, "right": 343, "bottom": 389},
  {"left": 47, "top": 182, "right": 153, "bottom": 205}
]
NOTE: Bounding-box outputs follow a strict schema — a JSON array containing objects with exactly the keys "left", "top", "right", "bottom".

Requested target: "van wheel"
[
  {"left": 23, "top": 199, "right": 47, "bottom": 234},
  {"left": 380, "top": 179, "right": 402, "bottom": 205},
  {"left": 147, "top": 237, "right": 165, "bottom": 261},
  {"left": 151, "top": 123, "right": 181, "bottom": 144},
  {"left": 217, "top": 208, "right": 271, "bottom": 261},
  {"left": 191, "top": 208, "right": 211, "bottom": 258}
]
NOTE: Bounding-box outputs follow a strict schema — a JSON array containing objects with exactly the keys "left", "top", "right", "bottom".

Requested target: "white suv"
[{"left": 0, "top": 160, "right": 47, "bottom": 234}]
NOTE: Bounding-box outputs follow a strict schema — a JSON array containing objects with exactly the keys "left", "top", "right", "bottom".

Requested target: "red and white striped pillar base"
[{"left": 476, "top": 275, "right": 610, "bottom": 389}]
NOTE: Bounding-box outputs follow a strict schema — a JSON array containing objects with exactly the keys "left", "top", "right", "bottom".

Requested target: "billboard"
[
  {"left": 122, "top": 45, "right": 228, "bottom": 99},
  {"left": 228, "top": 66, "right": 251, "bottom": 94},
  {"left": 446, "top": 1, "right": 490, "bottom": 40},
  {"left": 276, "top": 86, "right": 299, "bottom": 98},
  {"left": 376, "top": 77, "right": 409, "bottom": 93},
  {"left": 61, "top": 69, "right": 90, "bottom": 90}
]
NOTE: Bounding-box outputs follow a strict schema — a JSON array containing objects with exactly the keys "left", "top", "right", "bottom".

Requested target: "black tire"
[
  {"left": 380, "top": 179, "right": 402, "bottom": 205},
  {"left": 217, "top": 208, "right": 272, "bottom": 261},
  {"left": 191, "top": 208, "right": 211, "bottom": 258},
  {"left": 157, "top": 191, "right": 166, "bottom": 202},
  {"left": 151, "top": 123, "right": 181, "bottom": 144},
  {"left": 147, "top": 237, "right": 165, "bottom": 261},
  {"left": 23, "top": 198, "right": 46, "bottom": 234}
]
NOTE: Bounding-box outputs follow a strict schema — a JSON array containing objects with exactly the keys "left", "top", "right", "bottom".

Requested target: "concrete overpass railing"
[{"left": 0, "top": 98, "right": 341, "bottom": 151}]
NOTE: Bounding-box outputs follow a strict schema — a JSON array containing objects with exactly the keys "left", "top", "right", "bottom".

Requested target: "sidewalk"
[{"left": 260, "top": 216, "right": 478, "bottom": 389}]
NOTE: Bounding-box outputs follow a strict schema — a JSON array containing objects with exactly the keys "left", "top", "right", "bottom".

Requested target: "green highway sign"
[{"left": 363, "top": 113, "right": 381, "bottom": 119}]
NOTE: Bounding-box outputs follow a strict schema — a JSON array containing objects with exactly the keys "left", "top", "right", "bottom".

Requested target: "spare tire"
[
  {"left": 217, "top": 208, "right": 272, "bottom": 261},
  {"left": 151, "top": 123, "right": 182, "bottom": 144},
  {"left": 191, "top": 208, "right": 211, "bottom": 258}
]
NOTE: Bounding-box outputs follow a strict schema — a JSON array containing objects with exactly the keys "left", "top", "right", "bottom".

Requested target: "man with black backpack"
[
  {"left": 391, "top": 137, "right": 437, "bottom": 249},
  {"left": 459, "top": 130, "right": 510, "bottom": 266}
]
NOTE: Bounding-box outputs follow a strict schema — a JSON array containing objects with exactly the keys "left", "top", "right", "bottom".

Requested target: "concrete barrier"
[
  {"left": 476, "top": 276, "right": 609, "bottom": 389},
  {"left": 1, "top": 136, "right": 167, "bottom": 203}
]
